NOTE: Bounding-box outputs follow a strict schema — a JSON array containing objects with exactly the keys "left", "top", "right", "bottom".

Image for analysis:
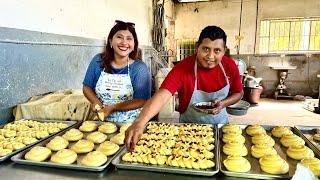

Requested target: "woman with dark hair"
[{"left": 83, "top": 20, "right": 151, "bottom": 123}]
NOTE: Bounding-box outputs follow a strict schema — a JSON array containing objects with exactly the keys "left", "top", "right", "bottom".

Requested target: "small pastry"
[
  {"left": 110, "top": 133, "right": 125, "bottom": 145},
  {"left": 251, "top": 144, "right": 277, "bottom": 158},
  {"left": 0, "top": 148, "right": 12, "bottom": 157},
  {"left": 81, "top": 151, "right": 108, "bottom": 167},
  {"left": 79, "top": 121, "right": 98, "bottom": 132},
  {"left": 223, "top": 142, "right": 248, "bottom": 156},
  {"left": 271, "top": 126, "right": 293, "bottom": 138},
  {"left": 62, "top": 129, "right": 83, "bottom": 141},
  {"left": 313, "top": 133, "right": 320, "bottom": 141},
  {"left": 259, "top": 154, "right": 289, "bottom": 174},
  {"left": 50, "top": 149, "right": 77, "bottom": 164},
  {"left": 280, "top": 134, "right": 305, "bottom": 147},
  {"left": 70, "top": 139, "right": 94, "bottom": 153},
  {"left": 222, "top": 124, "right": 242, "bottom": 134},
  {"left": 25, "top": 146, "right": 52, "bottom": 162},
  {"left": 251, "top": 133, "right": 275, "bottom": 147},
  {"left": 96, "top": 141, "right": 119, "bottom": 156},
  {"left": 98, "top": 122, "right": 117, "bottom": 134},
  {"left": 286, "top": 145, "right": 314, "bottom": 160},
  {"left": 46, "top": 136, "right": 69, "bottom": 151},
  {"left": 245, "top": 125, "right": 266, "bottom": 136},
  {"left": 119, "top": 123, "right": 132, "bottom": 133},
  {"left": 86, "top": 131, "right": 107, "bottom": 144},
  {"left": 222, "top": 132, "right": 245, "bottom": 144},
  {"left": 223, "top": 156, "right": 251, "bottom": 172},
  {"left": 301, "top": 157, "right": 320, "bottom": 176}
]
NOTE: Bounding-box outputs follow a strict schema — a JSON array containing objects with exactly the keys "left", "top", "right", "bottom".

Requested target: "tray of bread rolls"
[
  {"left": 11, "top": 121, "right": 130, "bottom": 171},
  {"left": 112, "top": 122, "right": 219, "bottom": 176},
  {"left": 0, "top": 119, "right": 78, "bottom": 162},
  {"left": 218, "top": 124, "right": 320, "bottom": 179},
  {"left": 294, "top": 126, "right": 320, "bottom": 156}
]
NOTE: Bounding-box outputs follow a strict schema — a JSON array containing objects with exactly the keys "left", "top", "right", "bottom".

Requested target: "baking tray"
[
  {"left": 218, "top": 124, "right": 320, "bottom": 179},
  {"left": 0, "top": 119, "right": 79, "bottom": 162},
  {"left": 11, "top": 121, "right": 124, "bottom": 171},
  {"left": 112, "top": 122, "right": 219, "bottom": 176},
  {"left": 294, "top": 126, "right": 320, "bottom": 155}
]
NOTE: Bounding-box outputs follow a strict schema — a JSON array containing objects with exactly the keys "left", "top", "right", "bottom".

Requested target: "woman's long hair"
[{"left": 101, "top": 21, "right": 139, "bottom": 73}]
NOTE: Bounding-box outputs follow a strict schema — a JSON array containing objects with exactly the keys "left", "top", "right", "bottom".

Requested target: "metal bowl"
[
  {"left": 192, "top": 101, "right": 217, "bottom": 114},
  {"left": 226, "top": 100, "right": 250, "bottom": 116}
]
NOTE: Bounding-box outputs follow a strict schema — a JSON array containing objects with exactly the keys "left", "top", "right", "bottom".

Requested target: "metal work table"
[{"left": 0, "top": 160, "right": 248, "bottom": 180}]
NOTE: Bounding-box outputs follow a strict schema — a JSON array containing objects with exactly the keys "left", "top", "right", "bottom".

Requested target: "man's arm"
[{"left": 125, "top": 88, "right": 173, "bottom": 151}]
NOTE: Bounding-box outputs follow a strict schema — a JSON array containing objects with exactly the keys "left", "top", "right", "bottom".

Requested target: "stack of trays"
[
  {"left": 218, "top": 124, "right": 320, "bottom": 179},
  {"left": 0, "top": 119, "right": 78, "bottom": 162},
  {"left": 12, "top": 121, "right": 126, "bottom": 171},
  {"left": 112, "top": 122, "right": 219, "bottom": 176}
]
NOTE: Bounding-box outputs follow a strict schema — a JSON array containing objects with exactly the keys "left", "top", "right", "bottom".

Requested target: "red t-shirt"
[{"left": 160, "top": 55, "right": 243, "bottom": 113}]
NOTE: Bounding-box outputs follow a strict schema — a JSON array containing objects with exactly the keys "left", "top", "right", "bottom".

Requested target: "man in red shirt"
[{"left": 125, "top": 26, "right": 243, "bottom": 151}]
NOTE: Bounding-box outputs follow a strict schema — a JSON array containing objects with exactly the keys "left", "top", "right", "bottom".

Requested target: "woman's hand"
[
  {"left": 125, "top": 121, "right": 145, "bottom": 152},
  {"left": 100, "top": 105, "right": 115, "bottom": 118}
]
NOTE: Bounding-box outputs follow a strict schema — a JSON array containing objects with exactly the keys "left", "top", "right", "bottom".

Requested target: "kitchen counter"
[
  {"left": 1, "top": 98, "right": 319, "bottom": 179},
  {"left": 0, "top": 160, "right": 247, "bottom": 180},
  {"left": 229, "top": 98, "right": 320, "bottom": 126}
]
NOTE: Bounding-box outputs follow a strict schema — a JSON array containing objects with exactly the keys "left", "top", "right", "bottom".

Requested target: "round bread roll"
[
  {"left": 301, "top": 157, "right": 320, "bottom": 176},
  {"left": 246, "top": 125, "right": 266, "bottom": 136},
  {"left": 259, "top": 154, "right": 289, "bottom": 174},
  {"left": 222, "top": 133, "right": 245, "bottom": 144},
  {"left": 22, "top": 137, "right": 38, "bottom": 145},
  {"left": 79, "top": 121, "right": 98, "bottom": 132},
  {"left": 62, "top": 129, "right": 83, "bottom": 141},
  {"left": 25, "top": 146, "right": 52, "bottom": 162},
  {"left": 4, "top": 130, "right": 16, "bottom": 138},
  {"left": 35, "top": 131, "right": 49, "bottom": 139},
  {"left": 50, "top": 149, "right": 77, "bottom": 164},
  {"left": 0, "top": 148, "right": 12, "bottom": 157},
  {"left": 280, "top": 134, "right": 305, "bottom": 147},
  {"left": 98, "top": 122, "right": 118, "bottom": 134},
  {"left": 86, "top": 131, "right": 107, "bottom": 144},
  {"left": 46, "top": 136, "right": 69, "bottom": 151},
  {"left": 96, "top": 141, "right": 119, "bottom": 156},
  {"left": 251, "top": 144, "right": 277, "bottom": 158},
  {"left": 313, "top": 133, "right": 320, "bottom": 141},
  {"left": 120, "top": 123, "right": 132, "bottom": 133},
  {"left": 70, "top": 139, "right": 94, "bottom": 154},
  {"left": 223, "top": 142, "right": 248, "bottom": 156},
  {"left": 223, "top": 156, "right": 251, "bottom": 172},
  {"left": 286, "top": 145, "right": 314, "bottom": 160},
  {"left": 110, "top": 133, "right": 125, "bottom": 145},
  {"left": 81, "top": 151, "right": 108, "bottom": 167},
  {"left": 222, "top": 124, "right": 242, "bottom": 134},
  {"left": 48, "top": 127, "right": 60, "bottom": 134},
  {"left": 251, "top": 133, "right": 275, "bottom": 146},
  {"left": 5, "top": 142, "right": 25, "bottom": 150},
  {"left": 271, "top": 126, "right": 293, "bottom": 138}
]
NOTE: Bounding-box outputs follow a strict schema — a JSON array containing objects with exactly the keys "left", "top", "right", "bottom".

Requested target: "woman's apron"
[
  {"left": 180, "top": 61, "right": 230, "bottom": 124},
  {"left": 95, "top": 61, "right": 141, "bottom": 123}
]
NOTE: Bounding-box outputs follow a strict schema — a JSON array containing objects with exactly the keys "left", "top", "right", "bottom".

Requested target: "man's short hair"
[{"left": 197, "top": 26, "right": 227, "bottom": 45}]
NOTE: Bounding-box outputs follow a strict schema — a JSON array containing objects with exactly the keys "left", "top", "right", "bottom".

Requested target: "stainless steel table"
[{"left": 0, "top": 161, "right": 249, "bottom": 180}]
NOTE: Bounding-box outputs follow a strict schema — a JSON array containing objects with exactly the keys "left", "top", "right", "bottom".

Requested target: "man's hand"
[
  {"left": 125, "top": 121, "right": 145, "bottom": 152},
  {"left": 211, "top": 99, "right": 224, "bottom": 115}
]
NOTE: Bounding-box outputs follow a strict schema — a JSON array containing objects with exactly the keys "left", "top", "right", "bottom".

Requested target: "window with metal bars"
[
  {"left": 259, "top": 18, "right": 320, "bottom": 54},
  {"left": 176, "top": 39, "right": 197, "bottom": 61}
]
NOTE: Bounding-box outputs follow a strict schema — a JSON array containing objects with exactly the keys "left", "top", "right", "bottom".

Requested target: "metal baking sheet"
[
  {"left": 218, "top": 124, "right": 320, "bottom": 179},
  {"left": 11, "top": 121, "right": 124, "bottom": 171},
  {"left": 112, "top": 122, "right": 219, "bottom": 176},
  {"left": 294, "top": 126, "right": 320, "bottom": 155},
  {"left": 0, "top": 119, "right": 79, "bottom": 162}
]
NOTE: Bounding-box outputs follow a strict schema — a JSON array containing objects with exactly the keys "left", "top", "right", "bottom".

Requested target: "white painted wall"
[
  {"left": 0, "top": 0, "right": 153, "bottom": 45},
  {"left": 174, "top": 0, "right": 320, "bottom": 54}
]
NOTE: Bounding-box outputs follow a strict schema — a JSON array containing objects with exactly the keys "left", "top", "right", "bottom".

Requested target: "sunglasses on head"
[{"left": 115, "top": 20, "right": 135, "bottom": 28}]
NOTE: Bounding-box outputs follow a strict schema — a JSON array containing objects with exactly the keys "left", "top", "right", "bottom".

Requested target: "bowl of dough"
[
  {"left": 226, "top": 100, "right": 250, "bottom": 116},
  {"left": 192, "top": 101, "right": 218, "bottom": 114}
]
